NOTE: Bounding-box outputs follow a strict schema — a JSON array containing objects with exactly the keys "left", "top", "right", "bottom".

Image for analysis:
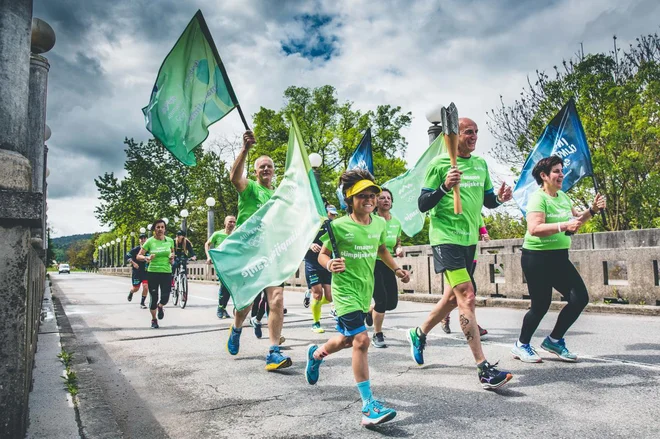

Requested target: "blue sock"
[
  {"left": 356, "top": 380, "right": 373, "bottom": 406},
  {"left": 233, "top": 326, "right": 242, "bottom": 333}
]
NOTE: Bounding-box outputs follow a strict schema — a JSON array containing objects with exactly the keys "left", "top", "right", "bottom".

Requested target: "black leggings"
[
  {"left": 519, "top": 249, "right": 589, "bottom": 344},
  {"left": 218, "top": 282, "right": 230, "bottom": 308},
  {"left": 373, "top": 260, "right": 398, "bottom": 313},
  {"left": 147, "top": 272, "right": 172, "bottom": 311},
  {"left": 251, "top": 291, "right": 268, "bottom": 320}
]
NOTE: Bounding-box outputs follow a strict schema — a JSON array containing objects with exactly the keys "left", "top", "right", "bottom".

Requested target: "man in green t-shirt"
[
  {"left": 226, "top": 130, "right": 290, "bottom": 371},
  {"left": 407, "top": 117, "right": 515, "bottom": 390},
  {"left": 205, "top": 215, "right": 236, "bottom": 319}
]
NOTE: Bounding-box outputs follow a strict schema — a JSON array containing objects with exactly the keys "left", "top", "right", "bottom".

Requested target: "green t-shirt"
[
  {"left": 320, "top": 215, "right": 387, "bottom": 317},
  {"left": 376, "top": 215, "right": 402, "bottom": 260},
  {"left": 209, "top": 230, "right": 229, "bottom": 249},
  {"left": 236, "top": 179, "right": 275, "bottom": 227},
  {"left": 142, "top": 236, "right": 174, "bottom": 273},
  {"left": 422, "top": 154, "right": 494, "bottom": 246},
  {"left": 523, "top": 189, "right": 573, "bottom": 250}
]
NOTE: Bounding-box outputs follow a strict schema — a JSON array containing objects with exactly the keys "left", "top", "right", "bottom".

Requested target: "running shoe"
[
  {"left": 511, "top": 342, "right": 542, "bottom": 363},
  {"left": 221, "top": 308, "right": 231, "bottom": 319},
  {"left": 406, "top": 328, "right": 426, "bottom": 365},
  {"left": 128, "top": 291, "right": 133, "bottom": 302},
  {"left": 361, "top": 399, "right": 397, "bottom": 426},
  {"left": 265, "top": 346, "right": 292, "bottom": 371},
  {"left": 478, "top": 361, "right": 513, "bottom": 390},
  {"left": 479, "top": 326, "right": 488, "bottom": 337},
  {"left": 305, "top": 344, "right": 323, "bottom": 384},
  {"left": 216, "top": 306, "right": 224, "bottom": 319},
  {"left": 140, "top": 304, "right": 147, "bottom": 309},
  {"left": 279, "top": 335, "right": 286, "bottom": 345},
  {"left": 303, "top": 290, "right": 311, "bottom": 308},
  {"left": 372, "top": 332, "right": 387, "bottom": 348},
  {"left": 311, "top": 322, "right": 325, "bottom": 333},
  {"left": 541, "top": 337, "right": 578, "bottom": 362},
  {"left": 226, "top": 325, "right": 241, "bottom": 355},
  {"left": 250, "top": 316, "right": 263, "bottom": 339},
  {"left": 151, "top": 319, "right": 158, "bottom": 329},
  {"left": 157, "top": 306, "right": 164, "bottom": 320},
  {"left": 365, "top": 310, "right": 373, "bottom": 327},
  {"left": 440, "top": 316, "right": 451, "bottom": 334},
  {"left": 329, "top": 306, "right": 337, "bottom": 319}
]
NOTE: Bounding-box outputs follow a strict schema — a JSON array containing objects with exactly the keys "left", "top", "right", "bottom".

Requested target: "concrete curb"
[
  {"left": 398, "top": 293, "right": 660, "bottom": 316},
  {"left": 50, "top": 280, "right": 124, "bottom": 439}
]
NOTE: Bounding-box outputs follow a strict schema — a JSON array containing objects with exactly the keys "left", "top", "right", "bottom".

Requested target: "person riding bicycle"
[{"left": 172, "top": 230, "right": 196, "bottom": 285}]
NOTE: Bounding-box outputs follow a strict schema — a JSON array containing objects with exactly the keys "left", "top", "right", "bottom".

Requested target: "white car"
[{"left": 58, "top": 263, "right": 70, "bottom": 274}]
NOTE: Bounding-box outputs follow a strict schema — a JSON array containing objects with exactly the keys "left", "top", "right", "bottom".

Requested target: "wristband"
[
  {"left": 326, "top": 259, "right": 333, "bottom": 272},
  {"left": 479, "top": 227, "right": 488, "bottom": 235},
  {"left": 439, "top": 184, "right": 449, "bottom": 194},
  {"left": 588, "top": 207, "right": 596, "bottom": 216},
  {"left": 557, "top": 222, "right": 562, "bottom": 233}
]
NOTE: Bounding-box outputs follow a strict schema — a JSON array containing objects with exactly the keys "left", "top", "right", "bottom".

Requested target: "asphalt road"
[{"left": 50, "top": 273, "right": 660, "bottom": 439}]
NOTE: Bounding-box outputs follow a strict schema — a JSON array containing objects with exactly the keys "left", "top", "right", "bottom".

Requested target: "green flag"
[
  {"left": 142, "top": 10, "right": 239, "bottom": 166},
  {"left": 209, "top": 116, "right": 326, "bottom": 310},
  {"left": 382, "top": 135, "right": 446, "bottom": 237}
]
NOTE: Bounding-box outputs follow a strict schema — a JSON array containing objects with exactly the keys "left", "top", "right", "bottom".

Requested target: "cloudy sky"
[{"left": 35, "top": 0, "right": 659, "bottom": 237}]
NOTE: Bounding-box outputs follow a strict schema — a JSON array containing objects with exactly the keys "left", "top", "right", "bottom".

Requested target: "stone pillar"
[{"left": 0, "top": 1, "right": 35, "bottom": 436}]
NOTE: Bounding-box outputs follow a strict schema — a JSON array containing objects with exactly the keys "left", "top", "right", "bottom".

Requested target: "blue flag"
[
  {"left": 337, "top": 128, "right": 373, "bottom": 209},
  {"left": 513, "top": 98, "right": 594, "bottom": 214}
]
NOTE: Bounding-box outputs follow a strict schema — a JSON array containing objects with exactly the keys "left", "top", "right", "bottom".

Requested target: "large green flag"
[
  {"left": 382, "top": 135, "right": 446, "bottom": 237},
  {"left": 142, "top": 10, "right": 239, "bottom": 166},
  {"left": 209, "top": 117, "right": 326, "bottom": 310}
]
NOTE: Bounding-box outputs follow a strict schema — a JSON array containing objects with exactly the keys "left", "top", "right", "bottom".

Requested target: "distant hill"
[{"left": 51, "top": 233, "right": 95, "bottom": 262}]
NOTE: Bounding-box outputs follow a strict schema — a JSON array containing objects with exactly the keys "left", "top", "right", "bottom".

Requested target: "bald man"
[
  {"left": 406, "top": 117, "right": 514, "bottom": 390},
  {"left": 227, "top": 131, "right": 291, "bottom": 371}
]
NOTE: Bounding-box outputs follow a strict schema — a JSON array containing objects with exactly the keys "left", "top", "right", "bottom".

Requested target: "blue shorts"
[
  {"left": 305, "top": 260, "right": 332, "bottom": 288},
  {"left": 335, "top": 310, "right": 368, "bottom": 337},
  {"left": 131, "top": 270, "right": 147, "bottom": 286}
]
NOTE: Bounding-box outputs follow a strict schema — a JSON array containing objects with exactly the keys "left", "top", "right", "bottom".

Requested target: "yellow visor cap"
[{"left": 345, "top": 179, "right": 382, "bottom": 198}]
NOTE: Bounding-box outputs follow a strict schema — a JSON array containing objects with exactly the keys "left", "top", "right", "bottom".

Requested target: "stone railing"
[{"left": 101, "top": 228, "right": 660, "bottom": 306}]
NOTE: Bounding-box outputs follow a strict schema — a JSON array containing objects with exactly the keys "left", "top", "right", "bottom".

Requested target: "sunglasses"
[{"left": 355, "top": 193, "right": 378, "bottom": 200}]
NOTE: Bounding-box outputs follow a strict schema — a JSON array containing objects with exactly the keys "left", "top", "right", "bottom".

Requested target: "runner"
[
  {"left": 172, "top": 230, "right": 196, "bottom": 286},
  {"left": 304, "top": 204, "right": 338, "bottom": 333},
  {"left": 511, "top": 155, "right": 606, "bottom": 363},
  {"left": 205, "top": 215, "right": 236, "bottom": 319},
  {"left": 225, "top": 130, "right": 290, "bottom": 370},
  {"left": 364, "top": 189, "right": 402, "bottom": 348},
  {"left": 137, "top": 219, "right": 175, "bottom": 329},
  {"left": 305, "top": 169, "right": 411, "bottom": 426},
  {"left": 407, "top": 117, "right": 514, "bottom": 390},
  {"left": 440, "top": 219, "right": 490, "bottom": 336},
  {"left": 125, "top": 233, "right": 149, "bottom": 309}
]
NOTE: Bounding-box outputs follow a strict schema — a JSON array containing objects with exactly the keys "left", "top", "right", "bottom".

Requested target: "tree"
[
  {"left": 249, "top": 85, "right": 411, "bottom": 204},
  {"left": 488, "top": 33, "right": 660, "bottom": 230}
]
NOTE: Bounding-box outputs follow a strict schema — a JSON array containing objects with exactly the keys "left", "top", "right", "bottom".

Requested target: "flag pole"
[
  {"left": 236, "top": 105, "right": 250, "bottom": 131},
  {"left": 591, "top": 175, "right": 608, "bottom": 228}
]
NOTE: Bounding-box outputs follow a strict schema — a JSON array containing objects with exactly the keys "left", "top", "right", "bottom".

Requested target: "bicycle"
[{"left": 172, "top": 256, "right": 190, "bottom": 309}]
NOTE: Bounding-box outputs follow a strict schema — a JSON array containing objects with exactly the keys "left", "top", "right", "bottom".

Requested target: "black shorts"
[
  {"left": 305, "top": 260, "right": 331, "bottom": 288},
  {"left": 131, "top": 270, "right": 147, "bottom": 286},
  {"left": 373, "top": 260, "right": 398, "bottom": 313},
  {"left": 335, "top": 310, "right": 368, "bottom": 337},
  {"left": 431, "top": 244, "right": 477, "bottom": 274}
]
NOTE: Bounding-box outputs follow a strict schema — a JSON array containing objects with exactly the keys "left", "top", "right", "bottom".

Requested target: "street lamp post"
[
  {"left": 98, "top": 246, "right": 102, "bottom": 268},
  {"left": 180, "top": 209, "right": 189, "bottom": 236},
  {"left": 122, "top": 236, "right": 127, "bottom": 266},
  {"left": 426, "top": 106, "right": 444, "bottom": 145},
  {"left": 205, "top": 197, "right": 216, "bottom": 239},
  {"left": 309, "top": 153, "right": 322, "bottom": 188}
]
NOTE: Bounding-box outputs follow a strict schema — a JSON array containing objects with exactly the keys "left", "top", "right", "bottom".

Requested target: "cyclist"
[
  {"left": 137, "top": 219, "right": 175, "bottom": 328},
  {"left": 125, "top": 233, "right": 149, "bottom": 309},
  {"left": 205, "top": 215, "right": 236, "bottom": 319},
  {"left": 172, "top": 230, "right": 196, "bottom": 286}
]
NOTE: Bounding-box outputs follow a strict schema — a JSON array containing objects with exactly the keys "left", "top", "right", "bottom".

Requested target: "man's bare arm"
[{"left": 230, "top": 131, "right": 255, "bottom": 193}]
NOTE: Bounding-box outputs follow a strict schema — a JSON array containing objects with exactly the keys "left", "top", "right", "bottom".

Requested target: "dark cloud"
[{"left": 281, "top": 14, "right": 340, "bottom": 61}]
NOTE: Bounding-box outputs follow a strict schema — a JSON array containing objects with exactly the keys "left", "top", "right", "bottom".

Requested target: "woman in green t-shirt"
[
  {"left": 365, "top": 188, "right": 403, "bottom": 348},
  {"left": 137, "top": 219, "right": 175, "bottom": 329},
  {"left": 512, "top": 156, "right": 606, "bottom": 363},
  {"left": 304, "top": 169, "right": 411, "bottom": 427}
]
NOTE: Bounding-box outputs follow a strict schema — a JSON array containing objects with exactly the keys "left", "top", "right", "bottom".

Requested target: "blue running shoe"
[
  {"left": 406, "top": 328, "right": 426, "bottom": 365},
  {"left": 250, "top": 316, "right": 263, "bottom": 339},
  {"left": 511, "top": 342, "right": 542, "bottom": 363},
  {"left": 541, "top": 337, "right": 578, "bottom": 362},
  {"left": 216, "top": 306, "right": 223, "bottom": 319},
  {"left": 265, "top": 346, "right": 292, "bottom": 371},
  {"left": 361, "top": 399, "right": 397, "bottom": 426},
  {"left": 478, "top": 361, "right": 513, "bottom": 390},
  {"left": 226, "top": 325, "right": 241, "bottom": 356},
  {"left": 305, "top": 344, "right": 323, "bottom": 384},
  {"left": 303, "top": 289, "right": 311, "bottom": 308}
]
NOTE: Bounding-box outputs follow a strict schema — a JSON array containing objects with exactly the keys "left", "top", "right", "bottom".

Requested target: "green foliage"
[
  {"left": 488, "top": 33, "right": 660, "bottom": 231},
  {"left": 483, "top": 212, "right": 528, "bottom": 240},
  {"left": 250, "top": 85, "right": 411, "bottom": 205},
  {"left": 50, "top": 233, "right": 94, "bottom": 264},
  {"left": 94, "top": 139, "right": 237, "bottom": 253}
]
